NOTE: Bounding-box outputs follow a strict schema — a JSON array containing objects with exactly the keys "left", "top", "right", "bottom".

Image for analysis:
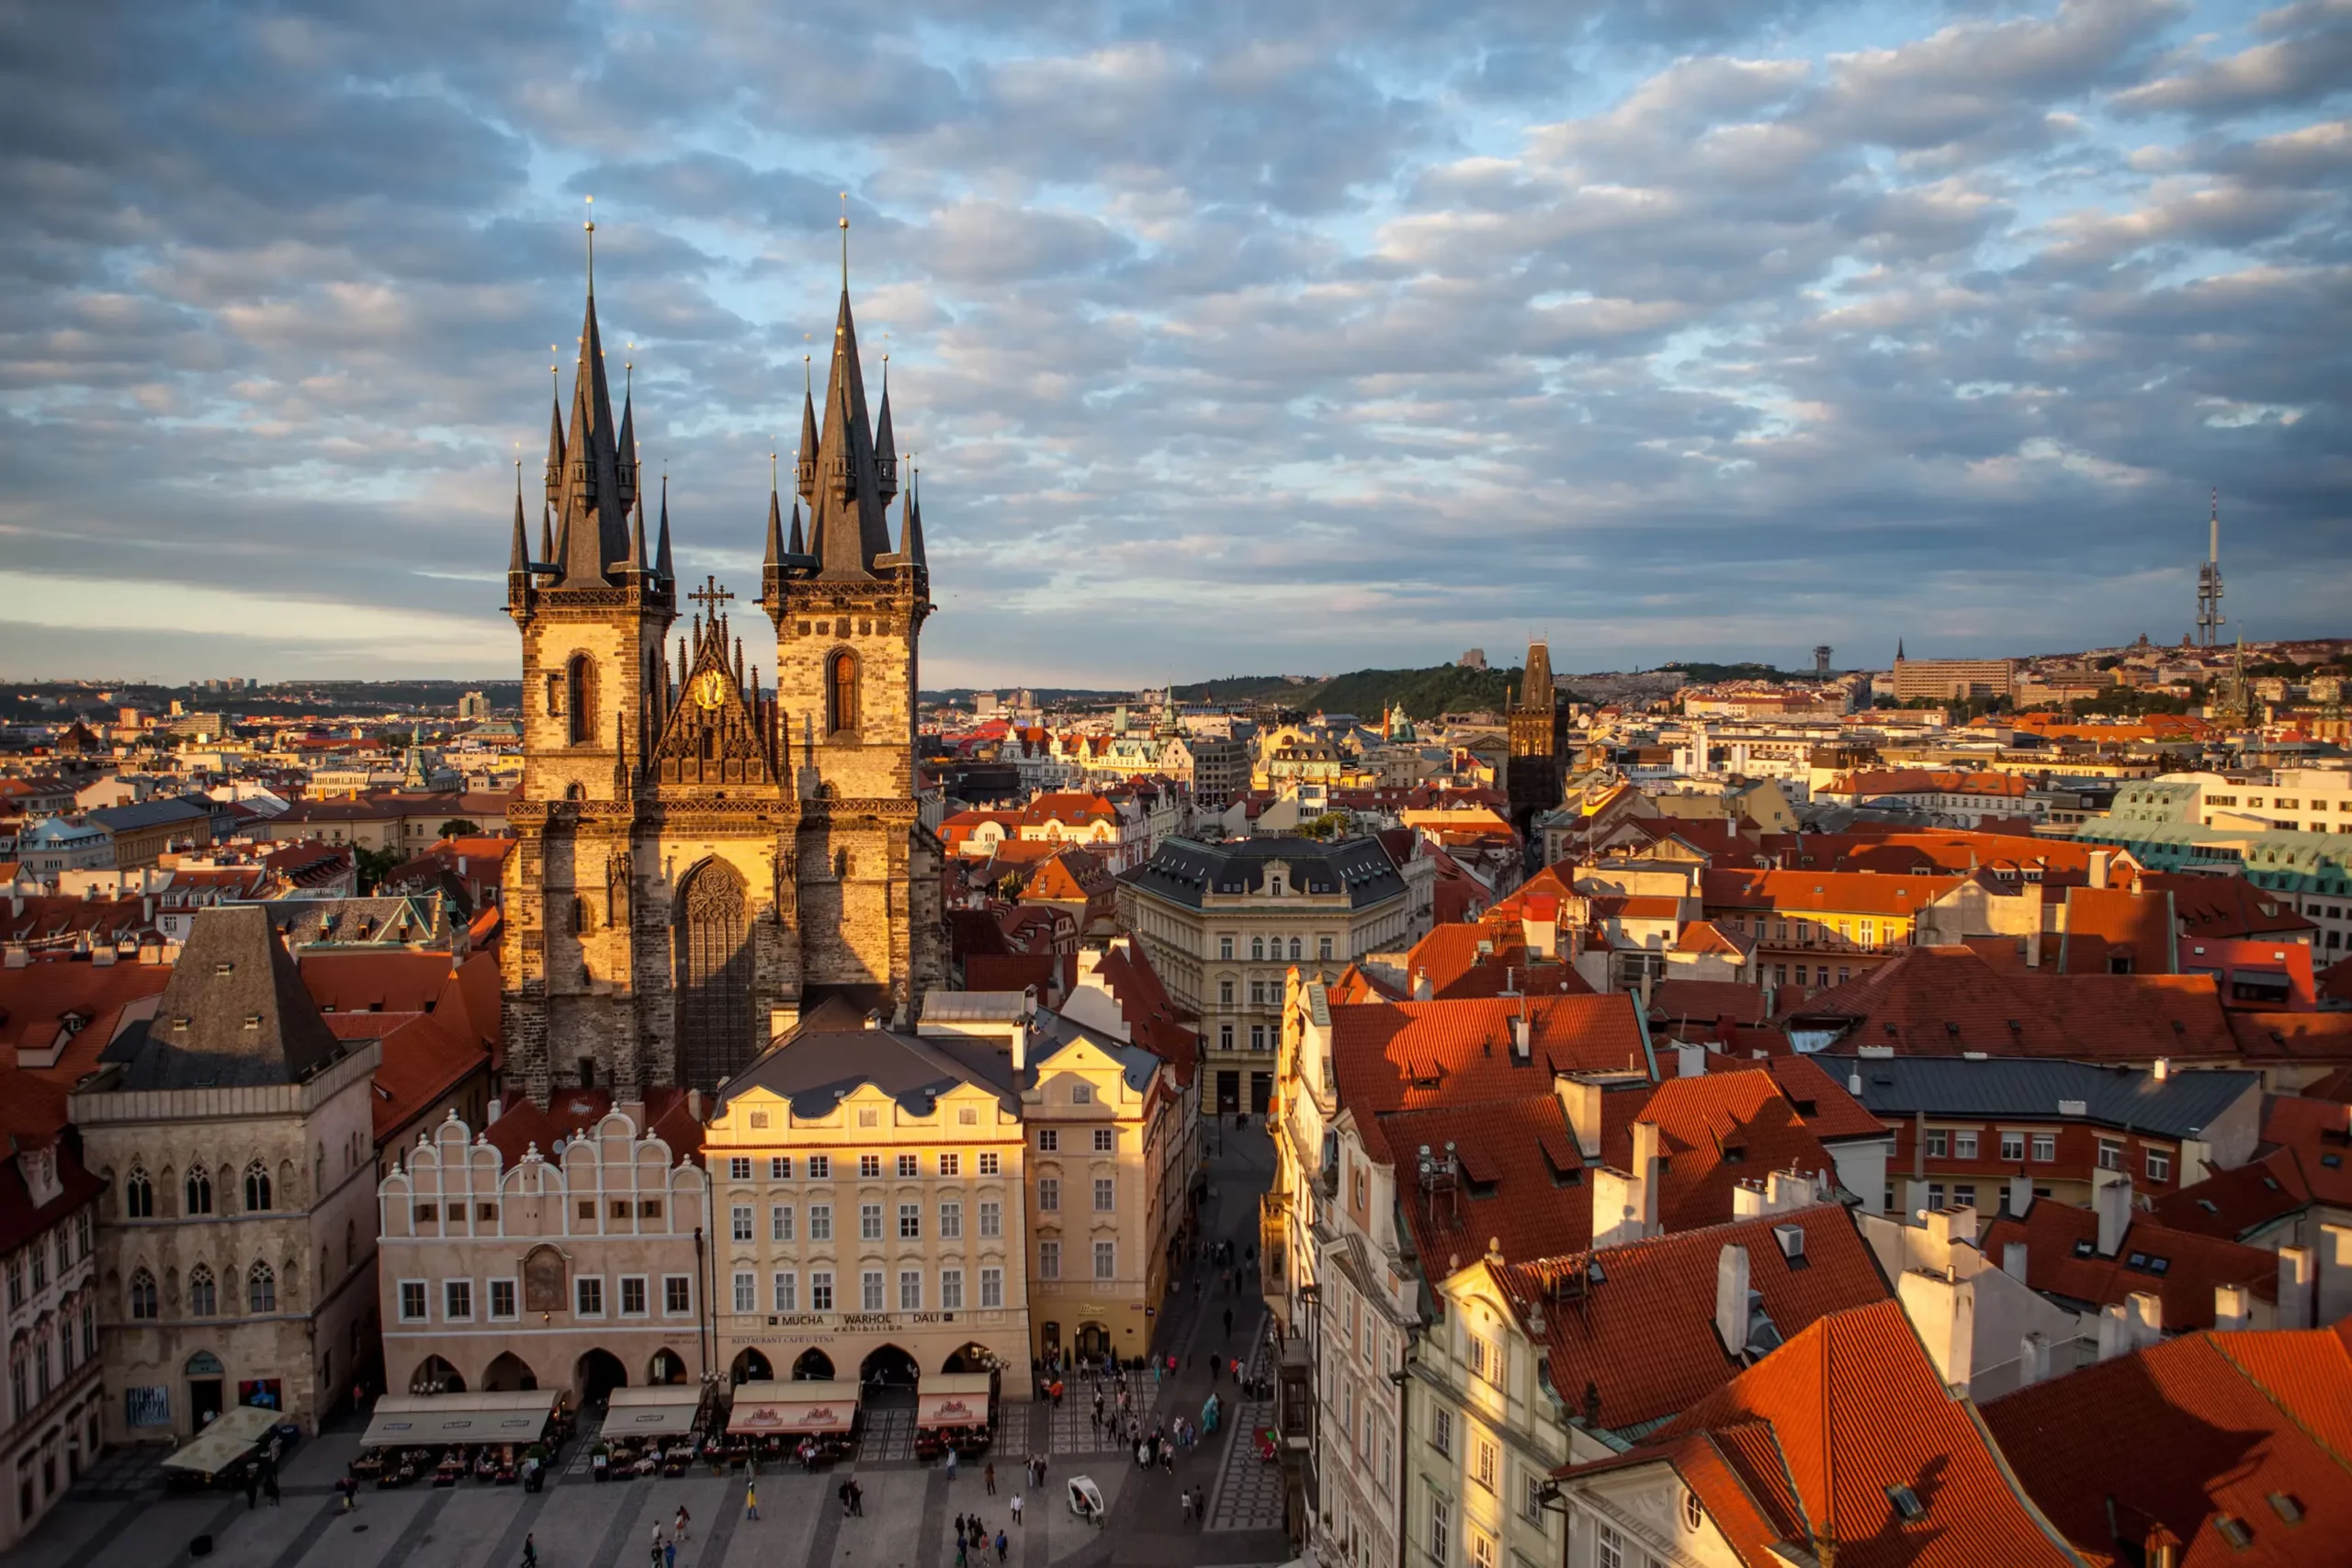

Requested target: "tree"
[
  {"left": 436, "top": 818, "right": 481, "bottom": 840},
  {"left": 353, "top": 844, "right": 405, "bottom": 894}
]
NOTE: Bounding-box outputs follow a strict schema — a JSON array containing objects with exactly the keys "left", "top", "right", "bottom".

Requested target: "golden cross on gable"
[{"left": 688, "top": 576, "right": 734, "bottom": 615}]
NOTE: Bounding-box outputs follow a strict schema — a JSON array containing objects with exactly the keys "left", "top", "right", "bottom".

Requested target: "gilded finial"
[
  {"left": 583, "top": 194, "right": 595, "bottom": 294},
  {"left": 839, "top": 190, "right": 850, "bottom": 289}
]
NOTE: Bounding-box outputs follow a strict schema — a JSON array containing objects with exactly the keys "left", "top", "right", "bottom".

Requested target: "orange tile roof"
[
  {"left": 300, "top": 950, "right": 456, "bottom": 1016},
  {"left": 1383, "top": 1093, "right": 1588, "bottom": 1272},
  {"left": 1091, "top": 939, "right": 1196, "bottom": 1088},
  {"left": 2230, "top": 1011, "right": 2352, "bottom": 1065},
  {"left": 1702, "top": 867, "right": 1967, "bottom": 919},
  {"left": 368, "top": 1011, "right": 489, "bottom": 1144},
  {"left": 1646, "top": 977, "right": 1766, "bottom": 1026},
  {"left": 1618, "top": 1301, "right": 2080, "bottom": 1567},
  {"left": 2146, "top": 1145, "right": 2311, "bottom": 1241},
  {"left": 1703, "top": 1053, "right": 1889, "bottom": 1143},
  {"left": 2258, "top": 1093, "right": 2352, "bottom": 1207},
  {"left": 2057, "top": 886, "right": 2176, "bottom": 975},
  {"left": 1630, "top": 1071, "right": 1842, "bottom": 1234},
  {"left": 1399, "top": 921, "right": 1589, "bottom": 1000},
  {"left": 1500, "top": 1205, "right": 1892, "bottom": 1437},
  {"left": 1984, "top": 1326, "right": 2352, "bottom": 1566},
  {"left": 1977, "top": 1199, "right": 2278, "bottom": 1331},
  {"left": 2148, "top": 873, "right": 2318, "bottom": 940},
  {"left": 0, "top": 956, "right": 175, "bottom": 1084}
]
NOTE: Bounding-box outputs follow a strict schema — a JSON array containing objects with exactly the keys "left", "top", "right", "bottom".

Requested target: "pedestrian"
[
  {"left": 948, "top": 1447, "right": 960, "bottom": 1480},
  {"left": 956, "top": 1512, "right": 967, "bottom": 1544},
  {"left": 956, "top": 1540, "right": 967, "bottom": 1568},
  {"left": 1181, "top": 1490, "right": 1193, "bottom": 1524},
  {"left": 853, "top": 1480, "right": 865, "bottom": 1516},
  {"left": 745, "top": 1477, "right": 760, "bottom": 1521},
  {"left": 1011, "top": 1494, "right": 1024, "bottom": 1528},
  {"left": 995, "top": 1529, "right": 1008, "bottom": 1562},
  {"left": 840, "top": 1481, "right": 853, "bottom": 1517},
  {"left": 243, "top": 1470, "right": 259, "bottom": 1510},
  {"left": 675, "top": 1506, "right": 690, "bottom": 1542},
  {"left": 985, "top": 1461, "right": 996, "bottom": 1495},
  {"left": 1223, "top": 1306, "right": 1234, "bottom": 1339},
  {"left": 522, "top": 1535, "right": 537, "bottom": 1568},
  {"left": 664, "top": 1542, "right": 677, "bottom": 1568},
  {"left": 264, "top": 1470, "right": 281, "bottom": 1506}
]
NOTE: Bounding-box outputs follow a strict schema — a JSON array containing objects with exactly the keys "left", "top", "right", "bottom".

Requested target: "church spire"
[
  {"left": 615, "top": 356, "right": 638, "bottom": 514},
  {"left": 787, "top": 499, "right": 805, "bottom": 558},
  {"left": 629, "top": 482, "right": 650, "bottom": 573},
  {"left": 542, "top": 391, "right": 565, "bottom": 510},
  {"left": 655, "top": 474, "right": 674, "bottom": 583},
  {"left": 807, "top": 287, "right": 892, "bottom": 579},
  {"left": 551, "top": 196, "right": 629, "bottom": 587},
  {"left": 794, "top": 357, "right": 819, "bottom": 502},
  {"left": 899, "top": 462, "right": 926, "bottom": 570},
  {"left": 538, "top": 502, "right": 554, "bottom": 568},
  {"left": 874, "top": 357, "right": 899, "bottom": 502}
]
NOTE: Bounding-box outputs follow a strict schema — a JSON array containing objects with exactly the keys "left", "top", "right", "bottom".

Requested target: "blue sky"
[{"left": 0, "top": 0, "right": 2345, "bottom": 686}]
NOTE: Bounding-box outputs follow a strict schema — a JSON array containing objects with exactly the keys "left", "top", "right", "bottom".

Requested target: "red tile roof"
[
  {"left": 0, "top": 1063, "right": 103, "bottom": 1256},
  {"left": 1614, "top": 1300, "right": 2079, "bottom": 1567},
  {"left": 1646, "top": 977, "right": 1765, "bottom": 1027},
  {"left": 1498, "top": 1205, "right": 1892, "bottom": 1436},
  {"left": 1702, "top": 867, "right": 1968, "bottom": 919},
  {"left": 965, "top": 952, "right": 1069, "bottom": 997},
  {"left": 367, "top": 1011, "right": 489, "bottom": 1144},
  {"left": 2147, "top": 1145, "right": 2311, "bottom": 1241},
  {"left": 480, "top": 1086, "right": 705, "bottom": 1165},
  {"left": 2258, "top": 1093, "right": 2352, "bottom": 1208},
  {"left": 1091, "top": 939, "right": 1196, "bottom": 1088},
  {"left": 1399, "top": 922, "right": 1589, "bottom": 1001},
  {"left": 1703, "top": 1053, "right": 1889, "bottom": 1143},
  {"left": 2148, "top": 872, "right": 2319, "bottom": 941},
  {"left": 1977, "top": 1199, "right": 2278, "bottom": 1331},
  {"left": 2230, "top": 1010, "right": 2352, "bottom": 1065},
  {"left": 300, "top": 950, "right": 456, "bottom": 1016},
  {"left": 1984, "top": 1325, "right": 2352, "bottom": 1567},
  {"left": 2058, "top": 885, "right": 2177, "bottom": 976},
  {"left": 1383, "top": 1093, "right": 1588, "bottom": 1272},
  {"left": 1630, "top": 1071, "right": 1842, "bottom": 1234},
  {"left": 0, "top": 955, "right": 175, "bottom": 1083}
]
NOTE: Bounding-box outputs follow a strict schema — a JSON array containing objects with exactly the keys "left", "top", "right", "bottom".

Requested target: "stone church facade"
[{"left": 502, "top": 251, "right": 945, "bottom": 1105}]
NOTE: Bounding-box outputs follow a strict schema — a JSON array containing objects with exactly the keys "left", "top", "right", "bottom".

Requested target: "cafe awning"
[
  {"left": 604, "top": 1385, "right": 704, "bottom": 1438},
  {"left": 362, "top": 1390, "right": 560, "bottom": 1449},
  {"left": 728, "top": 1380, "right": 861, "bottom": 1435},
  {"left": 161, "top": 1404, "right": 281, "bottom": 1476},
  {"left": 915, "top": 1373, "right": 995, "bottom": 1428}
]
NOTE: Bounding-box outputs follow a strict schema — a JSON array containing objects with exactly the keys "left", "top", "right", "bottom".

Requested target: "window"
[
  {"left": 1219, "top": 980, "right": 1235, "bottom": 1006},
  {"left": 861, "top": 1203, "right": 883, "bottom": 1240},
  {"left": 861, "top": 1270, "right": 885, "bottom": 1312},
  {"left": 2098, "top": 1139, "right": 2123, "bottom": 1171},
  {"left": 1094, "top": 1179, "right": 1116, "bottom": 1213},
  {"left": 575, "top": 1277, "right": 604, "bottom": 1316},
  {"left": 490, "top": 1280, "right": 517, "bottom": 1319},
  {"left": 898, "top": 1154, "right": 920, "bottom": 1178},
  {"left": 124, "top": 1168, "right": 153, "bottom": 1219},
  {"left": 620, "top": 1276, "right": 648, "bottom": 1316},
  {"left": 243, "top": 1161, "right": 272, "bottom": 1213},
  {"left": 2147, "top": 1147, "right": 2172, "bottom": 1182},
  {"left": 941, "top": 1201, "right": 963, "bottom": 1239},
  {"left": 859, "top": 1154, "right": 882, "bottom": 1178},
  {"left": 186, "top": 1169, "right": 213, "bottom": 1215},
  {"left": 1250, "top": 980, "right": 1266, "bottom": 1007},
  {"left": 732, "top": 1204, "right": 754, "bottom": 1242},
  {"left": 808, "top": 1156, "right": 831, "bottom": 1179},
  {"left": 957, "top": 1107, "right": 978, "bottom": 1127},
  {"left": 774, "top": 1272, "right": 797, "bottom": 1313},
  {"left": 827, "top": 649, "right": 859, "bottom": 734},
  {"left": 1220, "top": 1024, "right": 1234, "bottom": 1051},
  {"left": 1251, "top": 1024, "right": 1267, "bottom": 1051},
  {"left": 1219, "top": 935, "right": 1234, "bottom": 960},
  {"left": 445, "top": 1279, "right": 472, "bottom": 1320},
  {"left": 810, "top": 1271, "right": 834, "bottom": 1311},
  {"left": 1094, "top": 1240, "right": 1116, "bottom": 1280},
  {"left": 1467, "top": 1332, "right": 1497, "bottom": 1382},
  {"left": 182, "top": 1263, "right": 216, "bottom": 1317},
  {"left": 1039, "top": 1241, "right": 1060, "bottom": 1280},
  {"left": 1038, "top": 1179, "right": 1060, "bottom": 1213},
  {"left": 1468, "top": 1531, "right": 1495, "bottom": 1568},
  {"left": 1521, "top": 1474, "right": 1547, "bottom": 1526},
  {"left": 1430, "top": 1406, "right": 1453, "bottom": 1456},
  {"left": 749, "top": 1111, "right": 769, "bottom": 1130},
  {"left": 899, "top": 1270, "right": 922, "bottom": 1311},
  {"left": 729, "top": 1156, "right": 752, "bottom": 1180},
  {"left": 1252, "top": 937, "right": 1265, "bottom": 961},
  {"left": 1925, "top": 1131, "right": 1949, "bottom": 1158},
  {"left": 734, "top": 1272, "right": 756, "bottom": 1313},
  {"left": 664, "top": 1276, "right": 692, "bottom": 1314},
  {"left": 565, "top": 653, "right": 597, "bottom": 744},
  {"left": 899, "top": 1203, "right": 922, "bottom": 1239},
  {"left": 939, "top": 1153, "right": 961, "bottom": 1177},
  {"left": 773, "top": 1205, "right": 796, "bottom": 1242},
  {"left": 1038, "top": 1129, "right": 1059, "bottom": 1153},
  {"left": 809, "top": 1203, "right": 833, "bottom": 1241},
  {"left": 1999, "top": 1133, "right": 2025, "bottom": 1162},
  {"left": 399, "top": 1280, "right": 427, "bottom": 1322},
  {"left": 980, "top": 1266, "right": 1003, "bottom": 1308},
  {"left": 1092, "top": 1128, "right": 1114, "bottom": 1153},
  {"left": 1953, "top": 1132, "right": 1979, "bottom": 1160},
  {"left": 979, "top": 1200, "right": 1002, "bottom": 1238},
  {"left": 129, "top": 1269, "right": 158, "bottom": 1321},
  {"left": 1928, "top": 1182, "right": 1946, "bottom": 1210},
  {"left": 1318, "top": 935, "right": 1334, "bottom": 961},
  {"left": 2030, "top": 1134, "right": 2056, "bottom": 1163},
  {"left": 978, "top": 1152, "right": 1000, "bottom": 1177},
  {"left": 1430, "top": 1493, "right": 1452, "bottom": 1566},
  {"left": 771, "top": 1156, "right": 792, "bottom": 1179},
  {"left": 942, "top": 1269, "right": 965, "bottom": 1310},
  {"left": 1596, "top": 1523, "right": 1623, "bottom": 1568},
  {"left": 1473, "top": 1436, "right": 1498, "bottom": 1493}
]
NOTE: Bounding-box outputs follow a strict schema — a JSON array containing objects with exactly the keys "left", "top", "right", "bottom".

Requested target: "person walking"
[
  {"left": 522, "top": 1535, "right": 538, "bottom": 1568},
  {"left": 243, "top": 1470, "right": 259, "bottom": 1510},
  {"left": 852, "top": 1479, "right": 865, "bottom": 1516},
  {"left": 1181, "top": 1489, "right": 1194, "bottom": 1525},
  {"left": 745, "top": 1476, "right": 760, "bottom": 1521},
  {"left": 263, "top": 1469, "right": 281, "bottom": 1506},
  {"left": 1223, "top": 1306, "right": 1234, "bottom": 1340},
  {"left": 947, "top": 1447, "right": 960, "bottom": 1481},
  {"left": 984, "top": 1461, "right": 996, "bottom": 1495},
  {"left": 675, "top": 1506, "right": 690, "bottom": 1542},
  {"left": 995, "top": 1529, "right": 1008, "bottom": 1562},
  {"left": 1011, "top": 1494, "right": 1023, "bottom": 1528},
  {"left": 664, "top": 1541, "right": 677, "bottom": 1568}
]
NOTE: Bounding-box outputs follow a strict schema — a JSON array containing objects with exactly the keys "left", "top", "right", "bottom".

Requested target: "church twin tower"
[{"left": 500, "top": 250, "right": 944, "bottom": 1104}]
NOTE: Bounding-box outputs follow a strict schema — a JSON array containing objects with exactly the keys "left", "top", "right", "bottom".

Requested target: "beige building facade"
[{"left": 375, "top": 1099, "right": 711, "bottom": 1403}]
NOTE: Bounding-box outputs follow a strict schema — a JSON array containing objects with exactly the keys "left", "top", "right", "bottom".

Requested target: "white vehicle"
[{"left": 1067, "top": 1475, "right": 1105, "bottom": 1524}]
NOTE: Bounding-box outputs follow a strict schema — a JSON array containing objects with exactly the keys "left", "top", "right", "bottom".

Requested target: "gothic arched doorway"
[
  {"left": 574, "top": 1348, "right": 627, "bottom": 1406},
  {"left": 675, "top": 858, "right": 753, "bottom": 1090},
  {"left": 730, "top": 1348, "right": 773, "bottom": 1387},
  {"left": 482, "top": 1352, "right": 537, "bottom": 1392},
  {"left": 791, "top": 1348, "right": 835, "bottom": 1382},
  {"left": 860, "top": 1344, "right": 918, "bottom": 1390}
]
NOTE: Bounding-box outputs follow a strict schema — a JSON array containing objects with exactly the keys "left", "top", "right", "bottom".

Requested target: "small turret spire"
[
  {"left": 628, "top": 483, "right": 650, "bottom": 573},
  {"left": 899, "top": 459, "right": 926, "bottom": 570},
  {"left": 509, "top": 462, "right": 528, "bottom": 567},
  {"left": 874, "top": 355, "right": 899, "bottom": 502},
  {"left": 539, "top": 502, "right": 554, "bottom": 566},
  {"left": 543, "top": 375, "right": 565, "bottom": 507},
  {"left": 616, "top": 353, "right": 637, "bottom": 512},
  {"left": 655, "top": 473, "right": 673, "bottom": 583},
  {"left": 795, "top": 363, "right": 820, "bottom": 502},
  {"left": 787, "top": 499, "right": 805, "bottom": 557},
  {"left": 763, "top": 463, "right": 785, "bottom": 570}
]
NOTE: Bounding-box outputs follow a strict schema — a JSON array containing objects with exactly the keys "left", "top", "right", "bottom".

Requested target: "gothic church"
[{"left": 501, "top": 251, "right": 944, "bottom": 1104}]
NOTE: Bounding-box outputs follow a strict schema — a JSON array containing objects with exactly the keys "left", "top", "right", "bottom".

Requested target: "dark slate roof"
[
  {"left": 104, "top": 905, "right": 347, "bottom": 1089},
  {"left": 1120, "top": 835, "right": 1405, "bottom": 910},
  {"left": 1814, "top": 1053, "right": 2258, "bottom": 1139},
  {"left": 86, "top": 796, "right": 211, "bottom": 833},
  {"left": 719, "top": 1018, "right": 1015, "bottom": 1118}
]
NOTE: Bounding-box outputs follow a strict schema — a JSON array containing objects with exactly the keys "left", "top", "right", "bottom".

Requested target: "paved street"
[{"left": 6, "top": 1128, "right": 1290, "bottom": 1568}]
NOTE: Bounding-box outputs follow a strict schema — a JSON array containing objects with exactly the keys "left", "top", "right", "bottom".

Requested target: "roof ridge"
[{"left": 2207, "top": 1328, "right": 2352, "bottom": 1476}]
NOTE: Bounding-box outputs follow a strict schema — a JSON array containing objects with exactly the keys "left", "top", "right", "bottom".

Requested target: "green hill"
[{"left": 1175, "top": 663, "right": 1539, "bottom": 721}]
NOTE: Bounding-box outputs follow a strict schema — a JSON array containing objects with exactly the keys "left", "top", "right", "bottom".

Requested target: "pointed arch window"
[
  {"left": 128, "top": 1269, "right": 158, "bottom": 1321},
  {"left": 187, "top": 1265, "right": 217, "bottom": 1318},
  {"left": 243, "top": 1161, "right": 272, "bottom": 1213},
  {"left": 248, "top": 1262, "right": 276, "bottom": 1314},
  {"left": 675, "top": 860, "right": 753, "bottom": 1091},
  {"left": 827, "top": 649, "right": 860, "bottom": 736},
  {"left": 185, "top": 1169, "right": 213, "bottom": 1216},
  {"left": 124, "top": 1168, "right": 153, "bottom": 1219},
  {"left": 566, "top": 654, "right": 597, "bottom": 746}
]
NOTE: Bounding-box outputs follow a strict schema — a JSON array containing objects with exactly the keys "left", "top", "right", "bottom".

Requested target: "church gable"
[{"left": 650, "top": 579, "right": 786, "bottom": 791}]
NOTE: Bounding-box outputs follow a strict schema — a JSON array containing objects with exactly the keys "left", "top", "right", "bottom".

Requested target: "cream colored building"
[
  {"left": 701, "top": 1011, "right": 1031, "bottom": 1391},
  {"left": 375, "top": 1094, "right": 710, "bottom": 1403},
  {"left": 76, "top": 908, "right": 382, "bottom": 1442}
]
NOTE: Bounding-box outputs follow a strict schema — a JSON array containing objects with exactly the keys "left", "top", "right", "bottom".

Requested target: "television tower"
[{"left": 2196, "top": 489, "right": 2225, "bottom": 648}]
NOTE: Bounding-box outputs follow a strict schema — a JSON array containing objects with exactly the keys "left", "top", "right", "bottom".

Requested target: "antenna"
[
  {"left": 839, "top": 191, "right": 850, "bottom": 290},
  {"left": 583, "top": 194, "right": 595, "bottom": 295}
]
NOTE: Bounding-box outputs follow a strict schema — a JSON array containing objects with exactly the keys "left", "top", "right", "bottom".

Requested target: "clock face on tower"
[{"left": 693, "top": 669, "right": 729, "bottom": 710}]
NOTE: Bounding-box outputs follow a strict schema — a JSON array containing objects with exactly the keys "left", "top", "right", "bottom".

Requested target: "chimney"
[
  {"left": 2152, "top": 1056, "right": 2169, "bottom": 1082},
  {"left": 1510, "top": 1012, "right": 1532, "bottom": 1064},
  {"left": 2094, "top": 1173, "right": 2132, "bottom": 1257},
  {"left": 2007, "top": 1172, "right": 2034, "bottom": 1219},
  {"left": 485, "top": 1097, "right": 503, "bottom": 1125},
  {"left": 1631, "top": 1121, "right": 1661, "bottom": 1232},
  {"left": 2127, "top": 1291, "right": 2163, "bottom": 1348},
  {"left": 2322, "top": 1222, "right": 2352, "bottom": 1327},
  {"left": 686, "top": 1088, "right": 706, "bottom": 1122},
  {"left": 1713, "top": 1244, "right": 1751, "bottom": 1358},
  {"left": 1675, "top": 1041, "right": 1706, "bottom": 1079},
  {"left": 1924, "top": 1205, "right": 1977, "bottom": 1249},
  {"left": 1847, "top": 1069, "right": 1862, "bottom": 1095},
  {"left": 1733, "top": 1179, "right": 1765, "bottom": 1220},
  {"left": 2144, "top": 1525, "right": 2181, "bottom": 1568},
  {"left": 1521, "top": 910, "right": 1556, "bottom": 960},
  {"left": 2088, "top": 850, "right": 2110, "bottom": 889},
  {"left": 1413, "top": 969, "right": 1431, "bottom": 1001},
  {"left": 2277, "top": 1245, "right": 2314, "bottom": 1330},
  {"left": 2003, "top": 1242, "right": 2029, "bottom": 1281},
  {"left": 2096, "top": 1303, "right": 2131, "bottom": 1361},
  {"left": 2213, "top": 1283, "right": 2252, "bottom": 1332},
  {"left": 2016, "top": 1332, "right": 2047, "bottom": 1389},
  {"left": 1555, "top": 1076, "right": 1604, "bottom": 1158},
  {"left": 1638, "top": 966, "right": 1654, "bottom": 1013},
  {"left": 1765, "top": 1168, "right": 1810, "bottom": 1214}
]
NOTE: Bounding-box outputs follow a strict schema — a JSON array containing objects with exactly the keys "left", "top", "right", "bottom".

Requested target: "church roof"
[{"left": 104, "top": 906, "right": 349, "bottom": 1089}]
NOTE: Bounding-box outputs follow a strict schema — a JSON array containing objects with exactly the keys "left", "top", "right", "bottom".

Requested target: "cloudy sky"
[{"left": 1, "top": 0, "right": 2346, "bottom": 688}]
